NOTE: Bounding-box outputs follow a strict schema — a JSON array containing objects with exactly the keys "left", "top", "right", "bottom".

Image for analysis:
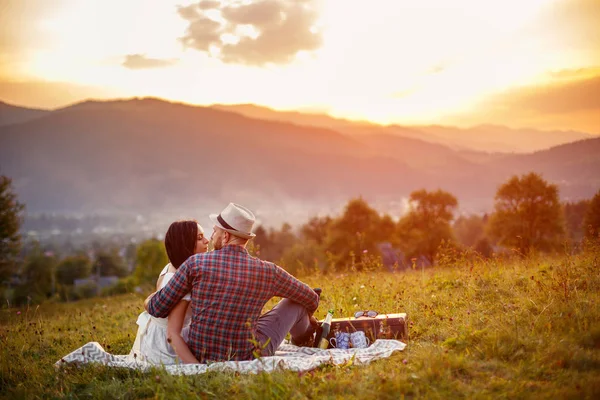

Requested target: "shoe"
[
  {"left": 291, "top": 288, "right": 323, "bottom": 347},
  {"left": 291, "top": 324, "right": 319, "bottom": 347}
]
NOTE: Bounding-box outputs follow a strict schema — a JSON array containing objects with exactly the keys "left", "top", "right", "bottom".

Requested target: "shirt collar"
[{"left": 220, "top": 244, "right": 249, "bottom": 254}]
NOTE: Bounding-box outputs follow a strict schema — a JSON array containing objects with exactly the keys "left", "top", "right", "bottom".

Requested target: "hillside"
[
  {"left": 1, "top": 97, "right": 597, "bottom": 220},
  {"left": 214, "top": 103, "right": 593, "bottom": 153},
  {"left": 0, "top": 101, "right": 49, "bottom": 126},
  {"left": 2, "top": 250, "right": 599, "bottom": 398},
  {"left": 0, "top": 98, "right": 420, "bottom": 215},
  {"left": 412, "top": 124, "right": 593, "bottom": 153}
]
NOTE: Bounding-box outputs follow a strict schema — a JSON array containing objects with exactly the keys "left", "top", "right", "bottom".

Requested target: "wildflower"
[
  {"left": 402, "top": 359, "right": 408, "bottom": 365},
  {"left": 363, "top": 249, "right": 368, "bottom": 254},
  {"left": 16, "top": 311, "right": 21, "bottom": 315}
]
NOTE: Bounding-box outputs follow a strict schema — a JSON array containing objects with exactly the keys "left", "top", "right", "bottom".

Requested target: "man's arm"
[
  {"left": 147, "top": 258, "right": 195, "bottom": 318},
  {"left": 272, "top": 264, "right": 319, "bottom": 313}
]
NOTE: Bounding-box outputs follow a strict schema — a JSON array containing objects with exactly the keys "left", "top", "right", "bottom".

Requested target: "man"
[{"left": 145, "top": 203, "right": 320, "bottom": 363}]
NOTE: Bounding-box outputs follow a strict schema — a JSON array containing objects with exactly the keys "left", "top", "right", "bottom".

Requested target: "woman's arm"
[{"left": 166, "top": 301, "right": 199, "bottom": 364}]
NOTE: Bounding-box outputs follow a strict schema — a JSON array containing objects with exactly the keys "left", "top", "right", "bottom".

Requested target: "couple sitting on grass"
[{"left": 131, "top": 203, "right": 320, "bottom": 365}]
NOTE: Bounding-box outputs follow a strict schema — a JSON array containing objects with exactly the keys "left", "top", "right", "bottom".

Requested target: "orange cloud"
[
  {"left": 177, "top": 0, "right": 322, "bottom": 66},
  {"left": 122, "top": 54, "right": 177, "bottom": 70},
  {"left": 449, "top": 69, "right": 600, "bottom": 134}
]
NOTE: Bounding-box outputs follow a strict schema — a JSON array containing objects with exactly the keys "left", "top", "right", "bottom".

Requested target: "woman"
[{"left": 130, "top": 220, "right": 209, "bottom": 365}]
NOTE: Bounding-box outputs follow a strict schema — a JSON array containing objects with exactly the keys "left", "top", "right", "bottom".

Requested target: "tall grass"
[{"left": 1, "top": 246, "right": 599, "bottom": 399}]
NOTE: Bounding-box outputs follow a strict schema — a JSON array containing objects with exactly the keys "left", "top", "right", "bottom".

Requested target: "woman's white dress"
[{"left": 130, "top": 264, "right": 192, "bottom": 365}]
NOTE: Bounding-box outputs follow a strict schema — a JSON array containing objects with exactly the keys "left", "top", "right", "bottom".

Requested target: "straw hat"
[{"left": 209, "top": 203, "right": 256, "bottom": 239}]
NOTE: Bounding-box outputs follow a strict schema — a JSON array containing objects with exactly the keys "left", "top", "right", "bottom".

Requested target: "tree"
[
  {"left": 564, "top": 199, "right": 590, "bottom": 241},
  {"left": 453, "top": 214, "right": 486, "bottom": 248},
  {"left": 56, "top": 254, "right": 92, "bottom": 285},
  {"left": 301, "top": 216, "right": 333, "bottom": 245},
  {"left": 324, "top": 198, "right": 389, "bottom": 270},
  {"left": 133, "top": 239, "right": 168, "bottom": 285},
  {"left": 15, "top": 249, "right": 57, "bottom": 303},
  {"left": 488, "top": 173, "right": 565, "bottom": 254},
  {"left": 252, "top": 223, "right": 299, "bottom": 262},
  {"left": 584, "top": 190, "right": 600, "bottom": 239},
  {"left": 93, "top": 250, "right": 128, "bottom": 277},
  {"left": 397, "top": 189, "right": 458, "bottom": 263},
  {"left": 0, "top": 176, "right": 25, "bottom": 283}
]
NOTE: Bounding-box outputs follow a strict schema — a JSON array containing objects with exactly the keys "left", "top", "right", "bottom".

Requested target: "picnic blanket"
[{"left": 55, "top": 340, "right": 406, "bottom": 375}]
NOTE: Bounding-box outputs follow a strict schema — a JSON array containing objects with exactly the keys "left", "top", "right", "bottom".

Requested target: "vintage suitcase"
[{"left": 322, "top": 312, "right": 408, "bottom": 348}]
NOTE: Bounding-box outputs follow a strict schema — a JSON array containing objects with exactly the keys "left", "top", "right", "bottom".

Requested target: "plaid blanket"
[{"left": 55, "top": 340, "right": 407, "bottom": 375}]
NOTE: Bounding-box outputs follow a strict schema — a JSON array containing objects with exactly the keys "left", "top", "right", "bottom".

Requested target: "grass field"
[{"left": 1, "top": 246, "right": 600, "bottom": 399}]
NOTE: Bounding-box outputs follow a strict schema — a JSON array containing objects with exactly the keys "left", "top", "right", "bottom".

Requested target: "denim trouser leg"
[{"left": 255, "top": 299, "right": 313, "bottom": 355}]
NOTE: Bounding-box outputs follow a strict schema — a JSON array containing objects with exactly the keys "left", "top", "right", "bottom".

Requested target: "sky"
[{"left": 0, "top": 0, "right": 599, "bottom": 133}]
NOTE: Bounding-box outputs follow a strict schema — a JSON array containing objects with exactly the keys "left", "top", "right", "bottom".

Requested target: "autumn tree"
[
  {"left": 397, "top": 189, "right": 458, "bottom": 263},
  {"left": 0, "top": 176, "right": 25, "bottom": 283},
  {"left": 488, "top": 173, "right": 564, "bottom": 254},
  {"left": 584, "top": 190, "right": 600, "bottom": 239}
]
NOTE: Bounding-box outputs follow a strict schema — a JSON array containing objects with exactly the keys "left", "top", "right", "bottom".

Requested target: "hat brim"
[{"left": 209, "top": 214, "right": 256, "bottom": 239}]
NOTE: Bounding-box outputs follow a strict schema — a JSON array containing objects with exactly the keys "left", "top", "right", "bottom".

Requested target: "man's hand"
[
  {"left": 309, "top": 315, "right": 319, "bottom": 327},
  {"left": 143, "top": 292, "right": 156, "bottom": 312}
]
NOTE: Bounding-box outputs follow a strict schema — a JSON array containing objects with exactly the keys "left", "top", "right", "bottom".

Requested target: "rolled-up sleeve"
[
  {"left": 147, "top": 259, "right": 194, "bottom": 318},
  {"left": 272, "top": 264, "right": 319, "bottom": 313}
]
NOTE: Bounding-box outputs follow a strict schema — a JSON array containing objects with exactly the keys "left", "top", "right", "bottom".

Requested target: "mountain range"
[
  {"left": 211, "top": 103, "right": 594, "bottom": 153},
  {"left": 0, "top": 97, "right": 598, "bottom": 225}
]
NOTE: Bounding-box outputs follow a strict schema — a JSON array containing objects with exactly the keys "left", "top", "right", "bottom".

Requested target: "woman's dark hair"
[{"left": 164, "top": 220, "right": 199, "bottom": 268}]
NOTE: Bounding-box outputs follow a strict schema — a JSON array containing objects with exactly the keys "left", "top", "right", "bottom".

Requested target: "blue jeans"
[{"left": 255, "top": 299, "right": 313, "bottom": 355}]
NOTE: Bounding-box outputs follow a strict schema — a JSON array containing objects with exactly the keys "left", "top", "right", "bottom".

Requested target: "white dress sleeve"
[{"left": 160, "top": 271, "right": 192, "bottom": 302}]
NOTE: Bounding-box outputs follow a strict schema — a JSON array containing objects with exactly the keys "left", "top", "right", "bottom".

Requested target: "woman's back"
[{"left": 131, "top": 264, "right": 192, "bottom": 365}]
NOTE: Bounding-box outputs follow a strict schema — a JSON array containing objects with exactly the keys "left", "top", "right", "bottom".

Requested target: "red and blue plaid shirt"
[{"left": 147, "top": 244, "right": 319, "bottom": 362}]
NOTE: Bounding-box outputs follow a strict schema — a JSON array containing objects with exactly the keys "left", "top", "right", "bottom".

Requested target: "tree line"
[{"left": 1, "top": 173, "right": 599, "bottom": 305}]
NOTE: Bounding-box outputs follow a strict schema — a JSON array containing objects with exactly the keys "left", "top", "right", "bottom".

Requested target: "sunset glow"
[{"left": 1, "top": 0, "right": 599, "bottom": 132}]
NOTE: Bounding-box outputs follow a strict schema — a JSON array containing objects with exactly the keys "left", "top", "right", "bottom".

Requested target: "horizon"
[
  {"left": 0, "top": 0, "right": 599, "bottom": 134},
  {"left": 2, "top": 95, "right": 598, "bottom": 136}
]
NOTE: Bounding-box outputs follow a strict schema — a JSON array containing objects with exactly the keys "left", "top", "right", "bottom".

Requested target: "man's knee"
[{"left": 275, "top": 298, "right": 308, "bottom": 316}]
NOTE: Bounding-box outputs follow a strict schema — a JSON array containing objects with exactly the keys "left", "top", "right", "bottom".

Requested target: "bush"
[
  {"left": 101, "top": 276, "right": 137, "bottom": 296},
  {"left": 72, "top": 282, "right": 98, "bottom": 300}
]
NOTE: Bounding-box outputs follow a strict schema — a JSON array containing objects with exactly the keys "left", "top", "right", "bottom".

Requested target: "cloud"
[
  {"left": 485, "top": 71, "right": 600, "bottom": 115},
  {"left": 177, "top": 0, "right": 322, "bottom": 66},
  {"left": 122, "top": 54, "right": 177, "bottom": 70},
  {"left": 447, "top": 69, "right": 600, "bottom": 134}
]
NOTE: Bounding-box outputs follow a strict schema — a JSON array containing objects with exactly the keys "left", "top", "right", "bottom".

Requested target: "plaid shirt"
[{"left": 147, "top": 244, "right": 319, "bottom": 362}]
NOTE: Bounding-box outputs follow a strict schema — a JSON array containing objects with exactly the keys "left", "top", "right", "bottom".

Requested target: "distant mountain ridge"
[
  {"left": 0, "top": 97, "right": 598, "bottom": 223},
  {"left": 0, "top": 101, "right": 50, "bottom": 126},
  {"left": 213, "top": 103, "right": 593, "bottom": 153}
]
